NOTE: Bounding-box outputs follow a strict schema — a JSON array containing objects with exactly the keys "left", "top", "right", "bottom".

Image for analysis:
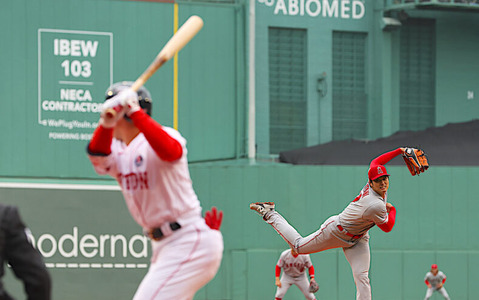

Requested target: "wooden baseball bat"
[{"left": 104, "top": 15, "right": 204, "bottom": 118}]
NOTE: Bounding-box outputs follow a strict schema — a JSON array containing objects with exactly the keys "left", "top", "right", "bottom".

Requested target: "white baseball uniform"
[
  {"left": 88, "top": 111, "right": 223, "bottom": 300},
  {"left": 424, "top": 271, "right": 450, "bottom": 300},
  {"left": 263, "top": 148, "right": 402, "bottom": 300},
  {"left": 275, "top": 249, "right": 316, "bottom": 300}
]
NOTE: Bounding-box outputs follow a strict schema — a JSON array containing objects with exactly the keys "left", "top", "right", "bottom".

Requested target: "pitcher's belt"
[{"left": 337, "top": 224, "right": 363, "bottom": 239}]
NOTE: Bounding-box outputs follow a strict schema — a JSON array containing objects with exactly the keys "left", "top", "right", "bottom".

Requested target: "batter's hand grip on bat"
[
  {"left": 103, "top": 106, "right": 122, "bottom": 119},
  {"left": 102, "top": 97, "right": 124, "bottom": 120}
]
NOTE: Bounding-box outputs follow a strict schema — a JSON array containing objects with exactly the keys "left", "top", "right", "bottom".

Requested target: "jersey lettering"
[
  {"left": 352, "top": 184, "right": 369, "bottom": 202},
  {"left": 286, "top": 262, "right": 306, "bottom": 271},
  {"left": 117, "top": 172, "right": 149, "bottom": 190}
]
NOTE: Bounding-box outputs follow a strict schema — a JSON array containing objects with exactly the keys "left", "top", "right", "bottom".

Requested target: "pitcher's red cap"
[
  {"left": 368, "top": 165, "right": 390, "bottom": 181},
  {"left": 431, "top": 264, "right": 438, "bottom": 269}
]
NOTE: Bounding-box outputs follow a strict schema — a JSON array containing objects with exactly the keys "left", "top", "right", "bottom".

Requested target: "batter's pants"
[
  {"left": 133, "top": 218, "right": 223, "bottom": 300},
  {"left": 266, "top": 213, "right": 371, "bottom": 300}
]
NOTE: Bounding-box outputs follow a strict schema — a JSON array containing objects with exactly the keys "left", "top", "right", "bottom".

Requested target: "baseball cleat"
[{"left": 250, "top": 202, "right": 275, "bottom": 219}]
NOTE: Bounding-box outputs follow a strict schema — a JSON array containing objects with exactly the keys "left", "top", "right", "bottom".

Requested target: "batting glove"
[
  {"left": 120, "top": 89, "right": 141, "bottom": 117},
  {"left": 100, "top": 98, "right": 126, "bottom": 128}
]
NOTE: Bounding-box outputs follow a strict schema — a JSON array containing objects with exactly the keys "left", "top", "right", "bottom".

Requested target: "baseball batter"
[
  {"left": 424, "top": 264, "right": 450, "bottom": 300},
  {"left": 87, "top": 82, "right": 223, "bottom": 300},
  {"left": 251, "top": 147, "right": 409, "bottom": 300},
  {"left": 275, "top": 249, "right": 317, "bottom": 300}
]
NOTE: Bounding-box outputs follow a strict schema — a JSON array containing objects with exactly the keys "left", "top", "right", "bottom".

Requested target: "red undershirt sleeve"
[
  {"left": 442, "top": 278, "right": 446, "bottom": 284},
  {"left": 129, "top": 110, "right": 183, "bottom": 162},
  {"left": 87, "top": 125, "right": 113, "bottom": 155},
  {"left": 425, "top": 280, "right": 430, "bottom": 285},
  {"left": 370, "top": 148, "right": 403, "bottom": 167},
  {"left": 275, "top": 265, "right": 281, "bottom": 277},
  {"left": 308, "top": 265, "right": 315, "bottom": 278},
  {"left": 377, "top": 206, "right": 396, "bottom": 233}
]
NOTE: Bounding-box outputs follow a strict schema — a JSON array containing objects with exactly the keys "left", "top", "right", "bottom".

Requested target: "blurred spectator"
[{"left": 0, "top": 204, "right": 51, "bottom": 300}]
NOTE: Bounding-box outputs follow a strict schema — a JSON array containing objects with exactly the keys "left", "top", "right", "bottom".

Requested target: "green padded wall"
[
  {"left": 0, "top": 185, "right": 145, "bottom": 299},
  {"left": 189, "top": 162, "right": 479, "bottom": 300},
  {"left": 1, "top": 163, "right": 478, "bottom": 299}
]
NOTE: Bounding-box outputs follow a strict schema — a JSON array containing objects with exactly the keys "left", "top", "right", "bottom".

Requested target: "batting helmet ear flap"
[
  {"left": 137, "top": 92, "right": 152, "bottom": 116},
  {"left": 105, "top": 81, "right": 153, "bottom": 117}
]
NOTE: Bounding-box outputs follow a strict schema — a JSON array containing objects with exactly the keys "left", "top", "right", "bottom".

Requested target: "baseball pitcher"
[{"left": 251, "top": 147, "right": 429, "bottom": 300}]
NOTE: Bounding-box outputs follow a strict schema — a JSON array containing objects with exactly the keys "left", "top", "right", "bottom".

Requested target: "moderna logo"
[{"left": 26, "top": 227, "right": 149, "bottom": 269}]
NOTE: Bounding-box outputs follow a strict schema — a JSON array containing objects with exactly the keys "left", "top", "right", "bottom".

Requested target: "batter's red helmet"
[
  {"left": 431, "top": 264, "right": 438, "bottom": 269},
  {"left": 105, "top": 81, "right": 152, "bottom": 117}
]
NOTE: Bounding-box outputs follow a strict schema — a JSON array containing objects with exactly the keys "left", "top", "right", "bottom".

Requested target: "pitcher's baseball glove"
[
  {"left": 309, "top": 280, "right": 319, "bottom": 293},
  {"left": 402, "top": 147, "right": 429, "bottom": 176}
]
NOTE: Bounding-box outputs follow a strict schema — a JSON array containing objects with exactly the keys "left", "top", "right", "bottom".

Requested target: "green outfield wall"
[{"left": 1, "top": 163, "right": 478, "bottom": 299}]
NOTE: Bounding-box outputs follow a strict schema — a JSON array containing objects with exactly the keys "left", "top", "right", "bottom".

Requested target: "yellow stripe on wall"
[{"left": 173, "top": 3, "right": 179, "bottom": 130}]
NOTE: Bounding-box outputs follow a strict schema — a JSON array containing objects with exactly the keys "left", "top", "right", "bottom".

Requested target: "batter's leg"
[
  {"left": 424, "top": 287, "right": 434, "bottom": 300},
  {"left": 343, "top": 236, "right": 371, "bottom": 300},
  {"left": 134, "top": 222, "right": 223, "bottom": 300},
  {"left": 437, "top": 287, "right": 450, "bottom": 300}
]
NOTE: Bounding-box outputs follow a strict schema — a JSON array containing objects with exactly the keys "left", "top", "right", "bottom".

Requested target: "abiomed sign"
[{"left": 258, "top": 0, "right": 366, "bottom": 18}]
